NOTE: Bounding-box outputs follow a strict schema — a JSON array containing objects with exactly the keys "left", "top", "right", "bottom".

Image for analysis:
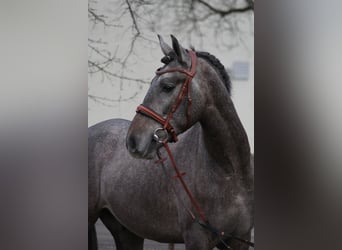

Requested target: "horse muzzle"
[{"left": 126, "top": 131, "right": 159, "bottom": 160}]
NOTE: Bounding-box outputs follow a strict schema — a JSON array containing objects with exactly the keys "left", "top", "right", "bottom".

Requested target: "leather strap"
[
  {"left": 136, "top": 105, "right": 178, "bottom": 142},
  {"left": 136, "top": 50, "right": 197, "bottom": 142}
]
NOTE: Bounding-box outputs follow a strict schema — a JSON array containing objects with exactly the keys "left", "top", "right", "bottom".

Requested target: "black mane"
[
  {"left": 196, "top": 51, "right": 232, "bottom": 95},
  {"left": 160, "top": 50, "right": 231, "bottom": 95}
]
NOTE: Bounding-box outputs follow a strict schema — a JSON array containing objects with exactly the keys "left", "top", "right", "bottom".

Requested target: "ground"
[
  {"left": 96, "top": 220, "right": 254, "bottom": 250},
  {"left": 96, "top": 220, "right": 186, "bottom": 250}
]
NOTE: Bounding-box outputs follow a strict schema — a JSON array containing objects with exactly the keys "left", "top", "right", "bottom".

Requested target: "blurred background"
[{"left": 1, "top": 0, "right": 341, "bottom": 249}]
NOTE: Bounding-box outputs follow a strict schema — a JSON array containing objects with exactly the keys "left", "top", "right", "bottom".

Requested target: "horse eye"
[{"left": 162, "top": 84, "right": 175, "bottom": 93}]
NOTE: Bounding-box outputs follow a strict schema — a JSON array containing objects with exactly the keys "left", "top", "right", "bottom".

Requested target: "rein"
[
  {"left": 156, "top": 144, "right": 254, "bottom": 249},
  {"left": 136, "top": 50, "right": 254, "bottom": 249}
]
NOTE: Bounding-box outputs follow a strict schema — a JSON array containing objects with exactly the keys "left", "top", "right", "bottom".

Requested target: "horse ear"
[
  {"left": 170, "top": 35, "right": 190, "bottom": 66},
  {"left": 158, "top": 34, "right": 173, "bottom": 56}
]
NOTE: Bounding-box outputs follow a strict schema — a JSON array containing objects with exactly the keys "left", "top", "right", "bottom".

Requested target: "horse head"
[{"left": 126, "top": 35, "right": 208, "bottom": 159}]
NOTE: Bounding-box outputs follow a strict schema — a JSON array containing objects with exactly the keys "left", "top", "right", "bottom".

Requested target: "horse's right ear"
[
  {"left": 158, "top": 34, "right": 173, "bottom": 56},
  {"left": 170, "top": 35, "right": 191, "bottom": 66}
]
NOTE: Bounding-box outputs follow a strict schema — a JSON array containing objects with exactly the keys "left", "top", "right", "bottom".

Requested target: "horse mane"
[
  {"left": 195, "top": 51, "right": 232, "bottom": 95},
  {"left": 160, "top": 50, "right": 231, "bottom": 95}
]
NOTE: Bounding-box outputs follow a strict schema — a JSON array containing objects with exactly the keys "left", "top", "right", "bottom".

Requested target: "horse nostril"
[{"left": 127, "top": 135, "right": 137, "bottom": 153}]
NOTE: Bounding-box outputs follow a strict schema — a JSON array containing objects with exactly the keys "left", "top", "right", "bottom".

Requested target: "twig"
[
  {"left": 125, "top": 0, "right": 141, "bottom": 35},
  {"left": 88, "top": 61, "right": 149, "bottom": 84},
  {"left": 196, "top": 0, "right": 253, "bottom": 16}
]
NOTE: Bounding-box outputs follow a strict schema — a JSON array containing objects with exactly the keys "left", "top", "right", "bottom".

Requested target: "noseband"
[{"left": 136, "top": 50, "right": 197, "bottom": 143}]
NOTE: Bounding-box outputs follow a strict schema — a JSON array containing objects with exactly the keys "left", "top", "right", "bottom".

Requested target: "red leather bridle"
[{"left": 136, "top": 50, "right": 197, "bottom": 143}]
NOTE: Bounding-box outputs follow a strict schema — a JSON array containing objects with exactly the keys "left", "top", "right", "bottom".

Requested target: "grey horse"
[{"left": 88, "top": 35, "right": 254, "bottom": 250}]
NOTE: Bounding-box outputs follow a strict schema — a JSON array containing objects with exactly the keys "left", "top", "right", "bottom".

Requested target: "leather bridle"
[{"left": 136, "top": 50, "right": 197, "bottom": 143}]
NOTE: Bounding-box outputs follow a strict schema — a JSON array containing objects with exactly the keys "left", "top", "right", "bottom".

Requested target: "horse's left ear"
[
  {"left": 170, "top": 35, "right": 191, "bottom": 66},
  {"left": 158, "top": 34, "right": 173, "bottom": 56}
]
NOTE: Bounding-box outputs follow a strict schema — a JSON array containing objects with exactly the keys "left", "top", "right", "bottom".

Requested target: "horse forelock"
[{"left": 160, "top": 51, "right": 176, "bottom": 65}]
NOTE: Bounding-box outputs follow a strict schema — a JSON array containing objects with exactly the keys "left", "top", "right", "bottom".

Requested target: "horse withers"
[{"left": 88, "top": 35, "right": 254, "bottom": 250}]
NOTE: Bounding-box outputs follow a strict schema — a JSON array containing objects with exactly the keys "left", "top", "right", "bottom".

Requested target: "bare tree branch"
[
  {"left": 88, "top": 7, "right": 120, "bottom": 28},
  {"left": 196, "top": 0, "right": 254, "bottom": 16},
  {"left": 89, "top": 92, "right": 140, "bottom": 107},
  {"left": 88, "top": 0, "right": 253, "bottom": 108},
  {"left": 88, "top": 61, "right": 149, "bottom": 84},
  {"left": 125, "top": 0, "right": 140, "bottom": 35}
]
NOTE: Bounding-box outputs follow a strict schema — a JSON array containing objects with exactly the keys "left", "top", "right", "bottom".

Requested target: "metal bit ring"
[{"left": 153, "top": 128, "right": 168, "bottom": 143}]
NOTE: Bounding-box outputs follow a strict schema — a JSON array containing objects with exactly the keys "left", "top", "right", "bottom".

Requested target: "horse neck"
[{"left": 199, "top": 73, "right": 251, "bottom": 175}]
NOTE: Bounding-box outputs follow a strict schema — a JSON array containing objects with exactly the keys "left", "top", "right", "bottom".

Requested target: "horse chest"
[{"left": 181, "top": 159, "right": 250, "bottom": 230}]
